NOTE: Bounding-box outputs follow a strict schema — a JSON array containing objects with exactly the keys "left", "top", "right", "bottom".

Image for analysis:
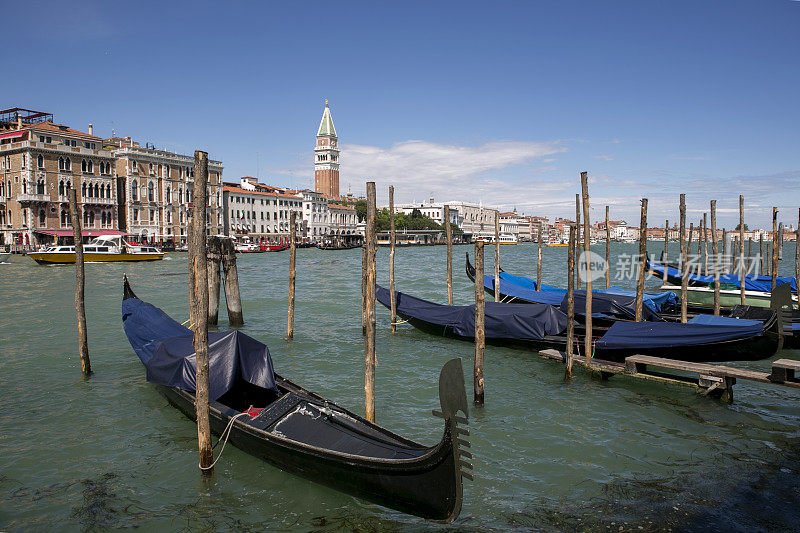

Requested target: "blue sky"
[{"left": 6, "top": 1, "right": 799, "bottom": 229}]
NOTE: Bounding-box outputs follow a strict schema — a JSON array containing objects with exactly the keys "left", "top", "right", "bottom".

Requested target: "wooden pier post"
[
  {"left": 206, "top": 236, "right": 221, "bottom": 326},
  {"left": 702, "top": 213, "right": 708, "bottom": 275},
  {"left": 537, "top": 221, "right": 543, "bottom": 290},
  {"left": 779, "top": 222, "right": 784, "bottom": 261},
  {"left": 635, "top": 198, "right": 648, "bottom": 322},
  {"left": 190, "top": 150, "right": 212, "bottom": 473},
  {"left": 760, "top": 233, "right": 765, "bottom": 276},
  {"left": 605, "top": 207, "right": 611, "bottom": 289},
  {"left": 287, "top": 211, "right": 296, "bottom": 339},
  {"left": 722, "top": 228, "right": 728, "bottom": 267},
  {"left": 581, "top": 172, "right": 593, "bottom": 358},
  {"left": 575, "top": 194, "right": 581, "bottom": 290},
  {"left": 68, "top": 189, "right": 91, "bottom": 375},
  {"left": 361, "top": 246, "right": 367, "bottom": 335},
  {"left": 711, "top": 200, "right": 720, "bottom": 315},
  {"left": 663, "top": 218, "right": 669, "bottom": 285},
  {"left": 364, "top": 182, "right": 377, "bottom": 422},
  {"left": 473, "top": 240, "right": 486, "bottom": 404},
  {"left": 220, "top": 237, "right": 244, "bottom": 326},
  {"left": 796, "top": 208, "right": 800, "bottom": 299},
  {"left": 772, "top": 207, "right": 779, "bottom": 290},
  {"left": 680, "top": 194, "right": 688, "bottom": 323},
  {"left": 565, "top": 224, "right": 575, "bottom": 378},
  {"left": 739, "top": 196, "right": 746, "bottom": 305},
  {"left": 494, "top": 214, "right": 500, "bottom": 302},
  {"left": 445, "top": 205, "right": 453, "bottom": 305},
  {"left": 389, "top": 186, "right": 397, "bottom": 332},
  {"left": 687, "top": 222, "right": 694, "bottom": 274},
  {"left": 747, "top": 237, "right": 752, "bottom": 260}
]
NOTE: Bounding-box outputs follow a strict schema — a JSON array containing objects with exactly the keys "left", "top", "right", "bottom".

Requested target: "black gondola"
[
  {"left": 378, "top": 284, "right": 785, "bottom": 363},
  {"left": 120, "top": 277, "right": 472, "bottom": 523}
]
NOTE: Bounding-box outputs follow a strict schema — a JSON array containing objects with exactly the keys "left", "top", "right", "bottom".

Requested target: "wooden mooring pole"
[
  {"left": 389, "top": 186, "right": 397, "bottom": 332},
  {"left": 605, "top": 207, "right": 611, "bottom": 289},
  {"left": 680, "top": 194, "right": 688, "bottom": 323},
  {"left": 711, "top": 200, "right": 720, "bottom": 315},
  {"left": 190, "top": 150, "right": 213, "bottom": 473},
  {"left": 537, "top": 222, "right": 543, "bottom": 290},
  {"left": 287, "top": 211, "right": 296, "bottom": 339},
  {"left": 688, "top": 222, "right": 694, "bottom": 273},
  {"left": 575, "top": 194, "right": 581, "bottom": 290},
  {"left": 494, "top": 214, "right": 500, "bottom": 302},
  {"left": 760, "top": 233, "right": 765, "bottom": 276},
  {"left": 364, "top": 182, "right": 377, "bottom": 422},
  {"left": 473, "top": 240, "right": 486, "bottom": 405},
  {"left": 565, "top": 224, "right": 575, "bottom": 378},
  {"left": 206, "top": 236, "right": 221, "bottom": 325},
  {"left": 796, "top": 208, "right": 800, "bottom": 298},
  {"left": 663, "top": 218, "right": 669, "bottom": 285},
  {"left": 739, "top": 195, "right": 746, "bottom": 305},
  {"left": 68, "top": 189, "right": 91, "bottom": 375},
  {"left": 445, "top": 205, "right": 453, "bottom": 305},
  {"left": 581, "top": 172, "right": 592, "bottom": 358},
  {"left": 220, "top": 237, "right": 244, "bottom": 326},
  {"left": 361, "top": 246, "right": 367, "bottom": 335},
  {"left": 635, "top": 198, "right": 648, "bottom": 322},
  {"left": 772, "top": 207, "right": 779, "bottom": 290},
  {"left": 722, "top": 228, "right": 728, "bottom": 267},
  {"left": 702, "top": 213, "right": 708, "bottom": 275}
]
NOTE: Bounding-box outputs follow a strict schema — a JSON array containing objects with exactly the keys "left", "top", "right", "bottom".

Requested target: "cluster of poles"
[{"left": 63, "top": 164, "right": 800, "bottom": 474}]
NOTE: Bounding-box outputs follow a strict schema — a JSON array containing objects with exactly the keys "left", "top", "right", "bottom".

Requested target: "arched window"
[
  {"left": 148, "top": 182, "right": 154, "bottom": 202},
  {"left": 59, "top": 181, "right": 65, "bottom": 195},
  {"left": 131, "top": 180, "right": 138, "bottom": 201},
  {"left": 101, "top": 211, "right": 106, "bottom": 226},
  {"left": 89, "top": 211, "right": 94, "bottom": 226},
  {"left": 87, "top": 160, "right": 93, "bottom": 174},
  {"left": 37, "top": 155, "right": 44, "bottom": 168},
  {"left": 94, "top": 183, "right": 100, "bottom": 198},
  {"left": 81, "top": 159, "right": 87, "bottom": 173},
  {"left": 83, "top": 210, "right": 89, "bottom": 226},
  {"left": 37, "top": 180, "right": 45, "bottom": 195},
  {"left": 61, "top": 210, "right": 68, "bottom": 227},
  {"left": 0, "top": 181, "right": 4, "bottom": 197},
  {"left": 106, "top": 184, "right": 112, "bottom": 198},
  {"left": 179, "top": 188, "right": 183, "bottom": 203},
  {"left": 39, "top": 209, "right": 45, "bottom": 226}
]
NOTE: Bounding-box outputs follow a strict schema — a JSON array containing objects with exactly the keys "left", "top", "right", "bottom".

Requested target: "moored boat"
[
  {"left": 27, "top": 235, "right": 163, "bottom": 264},
  {"left": 120, "top": 277, "right": 472, "bottom": 522}
]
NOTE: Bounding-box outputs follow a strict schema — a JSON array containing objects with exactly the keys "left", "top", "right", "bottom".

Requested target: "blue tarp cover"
[
  {"left": 486, "top": 275, "right": 678, "bottom": 315},
  {"left": 377, "top": 285, "right": 568, "bottom": 340},
  {"left": 688, "top": 315, "right": 762, "bottom": 327},
  {"left": 122, "top": 297, "right": 276, "bottom": 399},
  {"left": 595, "top": 320, "right": 764, "bottom": 350},
  {"left": 648, "top": 262, "right": 797, "bottom": 293}
]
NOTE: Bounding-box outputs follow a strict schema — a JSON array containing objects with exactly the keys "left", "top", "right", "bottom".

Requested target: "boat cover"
[
  {"left": 688, "top": 315, "right": 762, "bottom": 327},
  {"left": 595, "top": 320, "right": 764, "bottom": 350},
  {"left": 377, "top": 285, "right": 568, "bottom": 340},
  {"left": 122, "top": 296, "right": 276, "bottom": 399},
  {"left": 484, "top": 274, "right": 676, "bottom": 316},
  {"left": 498, "top": 271, "right": 562, "bottom": 292},
  {"left": 647, "top": 262, "right": 797, "bottom": 293}
]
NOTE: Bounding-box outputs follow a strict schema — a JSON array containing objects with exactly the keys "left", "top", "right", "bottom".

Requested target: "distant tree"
[
  {"left": 354, "top": 199, "right": 367, "bottom": 222},
  {"left": 735, "top": 223, "right": 749, "bottom": 231}
]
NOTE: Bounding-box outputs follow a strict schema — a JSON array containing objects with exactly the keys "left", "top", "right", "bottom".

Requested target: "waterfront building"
[
  {"left": 112, "top": 140, "right": 223, "bottom": 244},
  {"left": 292, "top": 189, "right": 329, "bottom": 241},
  {"left": 529, "top": 216, "right": 549, "bottom": 242},
  {"left": 0, "top": 108, "right": 118, "bottom": 248},
  {"left": 314, "top": 100, "right": 340, "bottom": 199},
  {"left": 498, "top": 211, "right": 523, "bottom": 243},
  {"left": 394, "top": 198, "right": 461, "bottom": 227},
  {"left": 441, "top": 201, "right": 498, "bottom": 240},
  {"left": 222, "top": 177, "right": 303, "bottom": 244},
  {"left": 328, "top": 203, "right": 358, "bottom": 235}
]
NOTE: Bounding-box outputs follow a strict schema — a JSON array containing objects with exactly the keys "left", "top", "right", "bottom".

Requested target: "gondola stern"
[
  {"left": 431, "top": 357, "right": 471, "bottom": 523},
  {"left": 123, "top": 274, "right": 138, "bottom": 300}
]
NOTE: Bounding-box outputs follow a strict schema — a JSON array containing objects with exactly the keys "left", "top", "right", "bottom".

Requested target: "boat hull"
[
  {"left": 28, "top": 252, "right": 164, "bottom": 264},
  {"left": 157, "top": 384, "right": 465, "bottom": 522}
]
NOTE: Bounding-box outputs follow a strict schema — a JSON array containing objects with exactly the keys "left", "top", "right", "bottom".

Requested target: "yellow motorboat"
[{"left": 28, "top": 235, "right": 164, "bottom": 264}]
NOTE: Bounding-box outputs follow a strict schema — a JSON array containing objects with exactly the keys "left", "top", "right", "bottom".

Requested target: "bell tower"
[{"left": 314, "top": 100, "right": 340, "bottom": 198}]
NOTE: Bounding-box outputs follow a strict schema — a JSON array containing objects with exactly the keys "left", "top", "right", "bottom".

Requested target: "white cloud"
[
  {"left": 338, "top": 139, "right": 566, "bottom": 201},
  {"left": 592, "top": 154, "right": 614, "bottom": 161}
]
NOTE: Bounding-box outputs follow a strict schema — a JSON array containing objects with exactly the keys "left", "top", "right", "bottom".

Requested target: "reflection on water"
[{"left": 1, "top": 242, "right": 799, "bottom": 531}]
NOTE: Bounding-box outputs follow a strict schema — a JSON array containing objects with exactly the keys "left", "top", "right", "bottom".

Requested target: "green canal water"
[{"left": 2, "top": 242, "right": 800, "bottom": 531}]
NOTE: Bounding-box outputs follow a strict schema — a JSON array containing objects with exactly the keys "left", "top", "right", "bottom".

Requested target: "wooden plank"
[{"left": 773, "top": 358, "right": 800, "bottom": 370}]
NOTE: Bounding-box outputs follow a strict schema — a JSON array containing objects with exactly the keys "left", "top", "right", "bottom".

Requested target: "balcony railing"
[
  {"left": 83, "top": 197, "right": 115, "bottom": 205},
  {"left": 17, "top": 193, "right": 50, "bottom": 203}
]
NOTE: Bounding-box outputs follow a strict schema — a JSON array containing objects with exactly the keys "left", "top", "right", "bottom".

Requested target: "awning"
[
  {"left": 34, "top": 229, "right": 129, "bottom": 237},
  {"left": 0, "top": 131, "right": 26, "bottom": 141}
]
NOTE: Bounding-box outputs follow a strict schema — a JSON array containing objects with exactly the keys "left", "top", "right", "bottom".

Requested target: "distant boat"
[{"left": 27, "top": 235, "right": 163, "bottom": 264}]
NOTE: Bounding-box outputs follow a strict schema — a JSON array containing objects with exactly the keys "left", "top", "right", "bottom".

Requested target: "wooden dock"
[{"left": 538, "top": 349, "right": 800, "bottom": 403}]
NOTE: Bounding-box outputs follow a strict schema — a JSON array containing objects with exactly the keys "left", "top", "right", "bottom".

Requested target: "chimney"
[
  {"left": 16, "top": 114, "right": 22, "bottom": 130},
  {"left": 88, "top": 123, "right": 93, "bottom": 136}
]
